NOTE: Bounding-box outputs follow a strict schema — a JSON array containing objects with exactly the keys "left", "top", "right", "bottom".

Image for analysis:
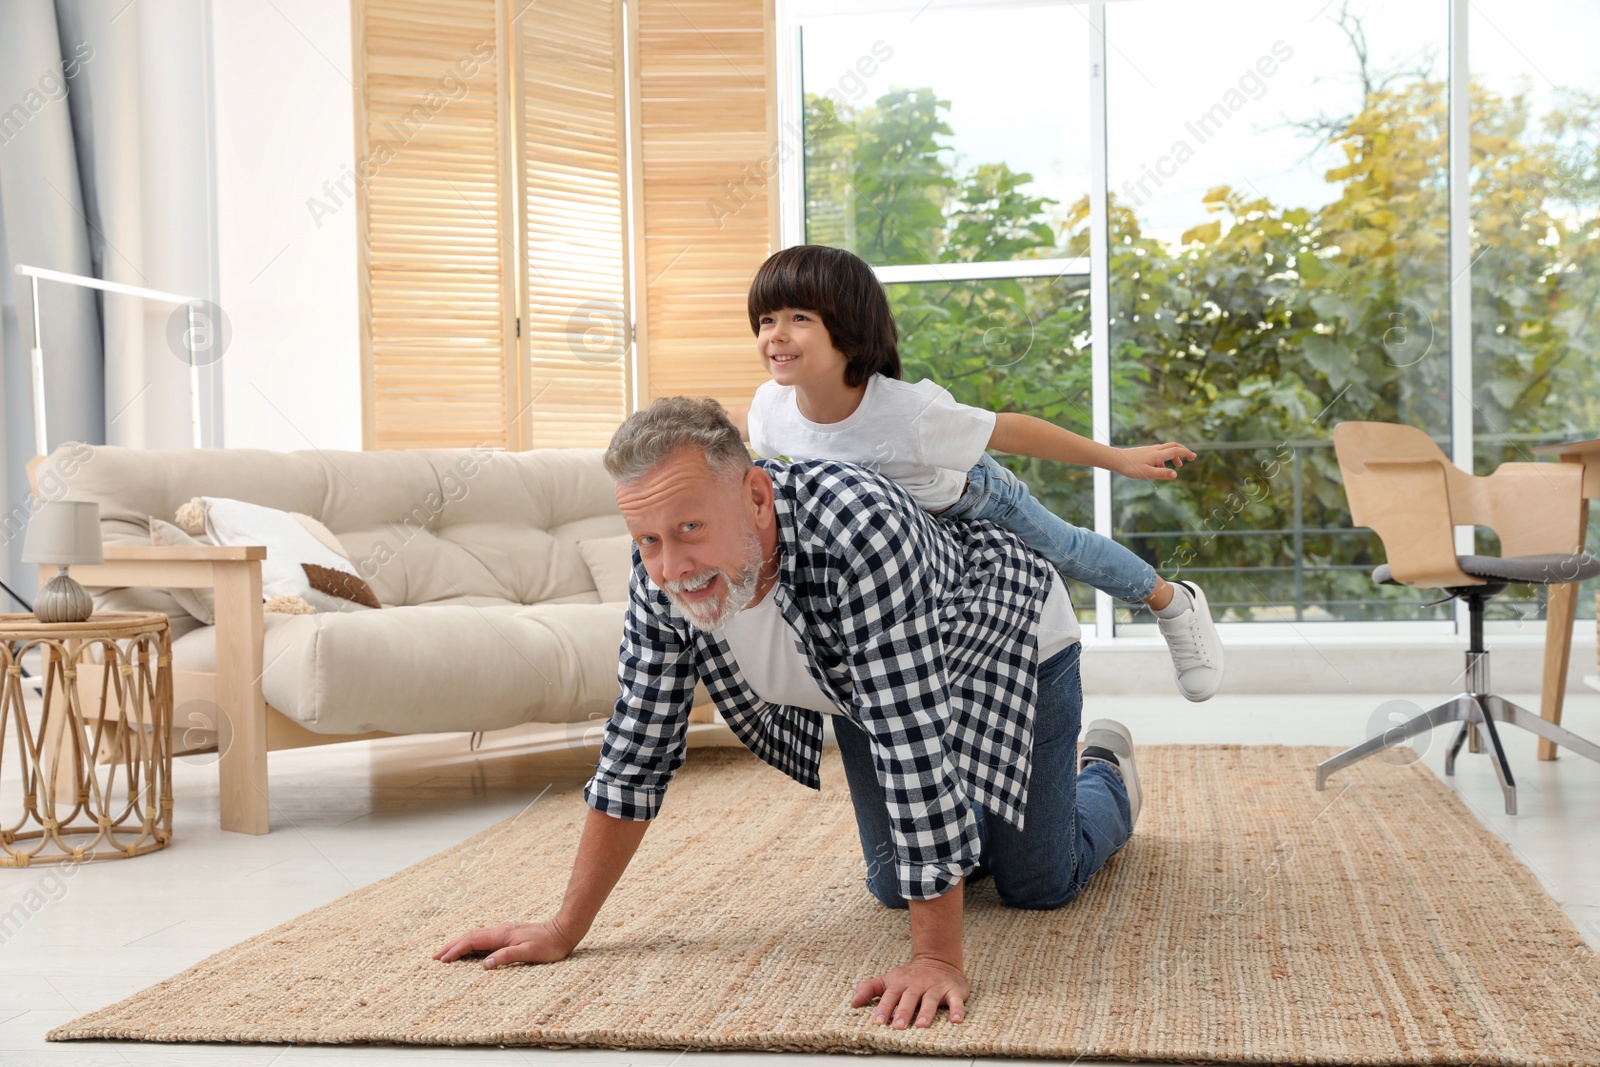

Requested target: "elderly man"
[{"left": 435, "top": 396, "right": 1139, "bottom": 1028}]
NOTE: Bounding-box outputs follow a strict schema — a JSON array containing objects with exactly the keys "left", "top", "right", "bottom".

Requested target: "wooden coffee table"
[{"left": 0, "top": 612, "right": 174, "bottom": 865}]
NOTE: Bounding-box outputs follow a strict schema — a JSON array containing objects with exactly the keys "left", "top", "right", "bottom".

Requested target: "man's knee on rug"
[{"left": 993, "top": 866, "right": 1086, "bottom": 911}]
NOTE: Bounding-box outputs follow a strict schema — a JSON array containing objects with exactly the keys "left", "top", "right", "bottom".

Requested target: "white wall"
[
  {"left": 1081, "top": 633, "right": 1598, "bottom": 696},
  {"left": 209, "top": 0, "right": 361, "bottom": 451}
]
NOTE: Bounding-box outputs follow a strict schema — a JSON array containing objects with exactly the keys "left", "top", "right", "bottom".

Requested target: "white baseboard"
[{"left": 1081, "top": 640, "right": 1598, "bottom": 696}]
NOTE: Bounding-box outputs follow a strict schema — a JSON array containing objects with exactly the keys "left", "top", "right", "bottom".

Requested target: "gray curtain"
[
  {"left": 56, "top": 0, "right": 153, "bottom": 447},
  {"left": 0, "top": 0, "right": 140, "bottom": 603}
]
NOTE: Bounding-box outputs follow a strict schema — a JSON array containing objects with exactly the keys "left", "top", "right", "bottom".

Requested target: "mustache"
[{"left": 665, "top": 570, "right": 720, "bottom": 594}]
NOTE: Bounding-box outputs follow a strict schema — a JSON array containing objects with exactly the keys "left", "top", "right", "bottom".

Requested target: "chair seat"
[{"left": 1374, "top": 553, "right": 1600, "bottom": 587}]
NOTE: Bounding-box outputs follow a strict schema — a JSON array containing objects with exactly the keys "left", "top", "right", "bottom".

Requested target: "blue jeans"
[
  {"left": 938, "top": 453, "right": 1158, "bottom": 603},
  {"left": 835, "top": 643, "right": 1134, "bottom": 910}
]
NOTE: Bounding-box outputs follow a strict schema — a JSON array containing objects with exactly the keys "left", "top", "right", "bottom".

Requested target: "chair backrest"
[
  {"left": 1333, "top": 421, "right": 1586, "bottom": 588},
  {"left": 1333, "top": 422, "right": 1476, "bottom": 588}
]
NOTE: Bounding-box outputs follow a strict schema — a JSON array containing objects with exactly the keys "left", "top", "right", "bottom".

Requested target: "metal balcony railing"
[{"left": 1099, "top": 431, "right": 1592, "bottom": 624}]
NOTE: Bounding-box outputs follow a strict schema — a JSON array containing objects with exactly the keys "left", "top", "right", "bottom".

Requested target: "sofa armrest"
[
  {"left": 69, "top": 545, "right": 266, "bottom": 590},
  {"left": 105, "top": 545, "right": 267, "bottom": 561},
  {"left": 44, "top": 545, "right": 270, "bottom": 834},
  {"left": 54, "top": 543, "right": 268, "bottom": 831}
]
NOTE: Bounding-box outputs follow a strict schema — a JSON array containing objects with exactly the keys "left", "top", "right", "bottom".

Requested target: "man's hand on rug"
[
  {"left": 432, "top": 920, "right": 576, "bottom": 969},
  {"left": 852, "top": 956, "right": 969, "bottom": 1028}
]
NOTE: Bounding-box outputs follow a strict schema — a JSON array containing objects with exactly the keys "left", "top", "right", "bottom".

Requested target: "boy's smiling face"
[{"left": 756, "top": 307, "right": 851, "bottom": 389}]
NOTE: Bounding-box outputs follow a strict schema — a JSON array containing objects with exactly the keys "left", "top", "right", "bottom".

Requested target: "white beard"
[{"left": 664, "top": 529, "right": 765, "bottom": 632}]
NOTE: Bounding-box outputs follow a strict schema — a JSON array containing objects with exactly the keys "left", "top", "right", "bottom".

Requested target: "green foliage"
[
  {"left": 806, "top": 88, "right": 956, "bottom": 264},
  {"left": 803, "top": 69, "right": 1600, "bottom": 624},
  {"left": 1469, "top": 83, "right": 1600, "bottom": 470}
]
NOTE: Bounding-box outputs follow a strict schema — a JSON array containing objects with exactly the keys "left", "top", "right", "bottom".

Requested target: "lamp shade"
[{"left": 22, "top": 501, "right": 104, "bottom": 566}]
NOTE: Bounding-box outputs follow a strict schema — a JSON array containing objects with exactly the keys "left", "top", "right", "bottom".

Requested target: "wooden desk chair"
[{"left": 1318, "top": 422, "right": 1600, "bottom": 814}]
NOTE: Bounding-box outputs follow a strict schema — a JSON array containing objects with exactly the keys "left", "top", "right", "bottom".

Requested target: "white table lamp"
[{"left": 22, "top": 501, "right": 103, "bottom": 623}]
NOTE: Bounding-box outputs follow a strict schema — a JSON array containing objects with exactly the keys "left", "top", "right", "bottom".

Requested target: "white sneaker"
[
  {"left": 1079, "top": 718, "right": 1141, "bottom": 827},
  {"left": 1158, "top": 580, "right": 1224, "bottom": 702}
]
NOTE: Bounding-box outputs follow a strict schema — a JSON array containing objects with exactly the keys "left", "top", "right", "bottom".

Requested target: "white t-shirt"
[
  {"left": 715, "top": 571, "right": 1081, "bottom": 716},
  {"left": 746, "top": 374, "right": 998, "bottom": 510},
  {"left": 713, "top": 590, "right": 840, "bottom": 715}
]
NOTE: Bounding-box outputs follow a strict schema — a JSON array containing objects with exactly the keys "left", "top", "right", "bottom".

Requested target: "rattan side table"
[{"left": 0, "top": 612, "right": 174, "bottom": 866}]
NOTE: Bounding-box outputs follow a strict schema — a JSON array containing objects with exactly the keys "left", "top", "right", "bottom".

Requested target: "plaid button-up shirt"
[{"left": 583, "top": 458, "right": 1057, "bottom": 901}]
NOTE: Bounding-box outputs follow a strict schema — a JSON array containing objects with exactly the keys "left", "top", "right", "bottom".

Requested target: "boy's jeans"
[
  {"left": 835, "top": 643, "right": 1134, "bottom": 910},
  {"left": 937, "top": 453, "right": 1159, "bottom": 603}
]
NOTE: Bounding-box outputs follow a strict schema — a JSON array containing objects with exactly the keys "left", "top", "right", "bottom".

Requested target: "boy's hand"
[{"left": 1116, "top": 442, "right": 1197, "bottom": 480}]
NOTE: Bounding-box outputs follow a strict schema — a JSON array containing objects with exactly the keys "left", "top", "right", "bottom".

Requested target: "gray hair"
[{"left": 604, "top": 396, "right": 753, "bottom": 486}]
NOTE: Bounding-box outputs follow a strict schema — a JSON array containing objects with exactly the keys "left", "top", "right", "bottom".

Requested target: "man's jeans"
[
  {"left": 835, "top": 643, "right": 1134, "bottom": 910},
  {"left": 938, "top": 453, "right": 1158, "bottom": 604}
]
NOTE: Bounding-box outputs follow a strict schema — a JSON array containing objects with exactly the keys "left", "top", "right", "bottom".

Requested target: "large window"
[
  {"left": 886, "top": 275, "right": 1098, "bottom": 619},
  {"left": 785, "top": 0, "right": 1598, "bottom": 638},
  {"left": 797, "top": 1, "right": 1098, "bottom": 623},
  {"left": 1107, "top": 0, "right": 1451, "bottom": 625},
  {"left": 799, "top": 2, "right": 1088, "bottom": 266}
]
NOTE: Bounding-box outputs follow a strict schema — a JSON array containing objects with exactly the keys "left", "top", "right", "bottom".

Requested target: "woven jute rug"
[{"left": 51, "top": 743, "right": 1600, "bottom": 1064}]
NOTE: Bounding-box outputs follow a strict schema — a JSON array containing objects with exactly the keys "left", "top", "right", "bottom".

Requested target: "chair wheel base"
[{"left": 1314, "top": 691, "right": 1600, "bottom": 816}]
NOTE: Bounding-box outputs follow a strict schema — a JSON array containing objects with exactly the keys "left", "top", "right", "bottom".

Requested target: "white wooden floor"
[{"left": 3, "top": 687, "right": 1598, "bottom": 1066}]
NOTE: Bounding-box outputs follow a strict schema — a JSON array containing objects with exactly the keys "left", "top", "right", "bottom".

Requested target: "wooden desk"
[{"left": 1532, "top": 437, "right": 1600, "bottom": 760}]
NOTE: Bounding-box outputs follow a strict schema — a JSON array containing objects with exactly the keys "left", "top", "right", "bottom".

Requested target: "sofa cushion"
[
  {"left": 92, "top": 585, "right": 207, "bottom": 644},
  {"left": 578, "top": 535, "right": 636, "bottom": 603},
  {"left": 170, "top": 602, "right": 635, "bottom": 735},
  {"left": 289, "top": 511, "right": 347, "bottom": 558}
]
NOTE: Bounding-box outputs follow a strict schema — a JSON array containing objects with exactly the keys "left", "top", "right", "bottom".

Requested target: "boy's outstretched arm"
[{"left": 987, "top": 412, "right": 1196, "bottom": 480}]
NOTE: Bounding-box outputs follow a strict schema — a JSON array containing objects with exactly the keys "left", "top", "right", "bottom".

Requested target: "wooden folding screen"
[
  {"left": 631, "top": 0, "right": 779, "bottom": 409},
  {"left": 353, "top": 0, "right": 514, "bottom": 449},
  {"left": 353, "top": 0, "right": 777, "bottom": 449},
  {"left": 519, "top": 0, "right": 633, "bottom": 448}
]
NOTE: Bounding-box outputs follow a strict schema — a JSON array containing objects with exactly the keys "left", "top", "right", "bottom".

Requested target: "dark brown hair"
[{"left": 746, "top": 245, "right": 902, "bottom": 386}]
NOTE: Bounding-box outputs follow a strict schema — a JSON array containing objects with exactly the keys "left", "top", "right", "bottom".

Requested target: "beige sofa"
[{"left": 28, "top": 441, "right": 709, "bottom": 835}]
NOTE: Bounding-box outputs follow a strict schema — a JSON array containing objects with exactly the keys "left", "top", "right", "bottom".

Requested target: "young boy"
[{"left": 729, "top": 244, "right": 1223, "bottom": 701}]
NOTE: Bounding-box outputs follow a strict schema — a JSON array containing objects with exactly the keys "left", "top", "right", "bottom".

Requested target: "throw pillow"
[
  {"left": 289, "top": 512, "right": 348, "bottom": 559},
  {"left": 302, "top": 562, "right": 382, "bottom": 609},
  {"left": 578, "top": 534, "right": 635, "bottom": 603},
  {"left": 148, "top": 517, "right": 216, "bottom": 625},
  {"left": 197, "top": 496, "right": 382, "bottom": 613}
]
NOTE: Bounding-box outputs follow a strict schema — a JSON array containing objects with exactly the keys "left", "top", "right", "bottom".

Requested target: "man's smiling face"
[{"left": 616, "top": 445, "right": 772, "bottom": 631}]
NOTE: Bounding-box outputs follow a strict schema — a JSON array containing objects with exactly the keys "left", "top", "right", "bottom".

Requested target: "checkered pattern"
[{"left": 583, "top": 459, "right": 1056, "bottom": 901}]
